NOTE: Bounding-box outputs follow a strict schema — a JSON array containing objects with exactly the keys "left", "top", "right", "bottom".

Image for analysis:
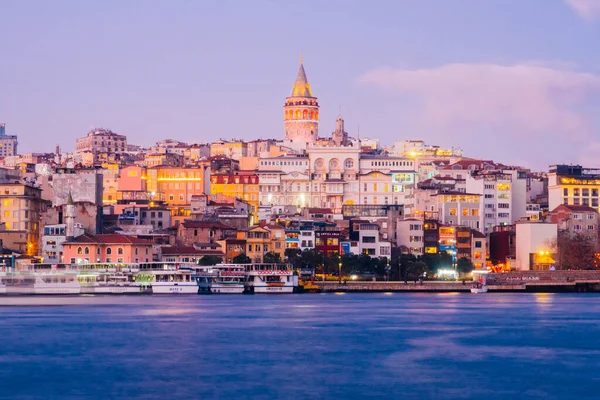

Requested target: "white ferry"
[
  {"left": 78, "top": 273, "right": 141, "bottom": 294},
  {"left": 150, "top": 267, "right": 198, "bottom": 294},
  {"left": 33, "top": 272, "right": 81, "bottom": 294},
  {"left": 244, "top": 263, "right": 298, "bottom": 294},
  {"left": 194, "top": 265, "right": 245, "bottom": 294}
]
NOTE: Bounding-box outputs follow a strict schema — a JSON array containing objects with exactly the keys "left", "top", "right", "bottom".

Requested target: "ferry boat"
[
  {"left": 244, "top": 263, "right": 297, "bottom": 294},
  {"left": 150, "top": 267, "right": 198, "bottom": 294},
  {"left": 33, "top": 272, "right": 81, "bottom": 294},
  {"left": 194, "top": 265, "right": 245, "bottom": 294},
  {"left": 78, "top": 273, "right": 142, "bottom": 294}
]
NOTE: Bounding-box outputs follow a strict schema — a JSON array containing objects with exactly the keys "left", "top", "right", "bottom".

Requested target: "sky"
[{"left": 1, "top": 0, "right": 600, "bottom": 170}]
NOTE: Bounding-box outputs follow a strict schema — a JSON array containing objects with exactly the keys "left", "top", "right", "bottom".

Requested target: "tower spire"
[{"left": 300, "top": 52, "right": 303, "bottom": 64}]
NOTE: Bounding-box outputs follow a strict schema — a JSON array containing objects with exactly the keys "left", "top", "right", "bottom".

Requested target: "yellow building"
[
  {"left": 210, "top": 172, "right": 259, "bottom": 224},
  {"left": 210, "top": 140, "right": 248, "bottom": 160},
  {"left": 0, "top": 182, "right": 47, "bottom": 256},
  {"left": 237, "top": 224, "right": 285, "bottom": 263}
]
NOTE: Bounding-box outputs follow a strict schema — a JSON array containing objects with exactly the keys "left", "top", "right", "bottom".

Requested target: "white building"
[
  {"left": 466, "top": 169, "right": 527, "bottom": 233},
  {"left": 514, "top": 222, "right": 557, "bottom": 271},
  {"left": 397, "top": 218, "right": 424, "bottom": 256},
  {"left": 41, "top": 223, "right": 85, "bottom": 263}
]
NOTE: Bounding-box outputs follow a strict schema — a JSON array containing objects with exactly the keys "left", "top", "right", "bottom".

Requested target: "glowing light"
[{"left": 351, "top": 274, "right": 358, "bottom": 280}]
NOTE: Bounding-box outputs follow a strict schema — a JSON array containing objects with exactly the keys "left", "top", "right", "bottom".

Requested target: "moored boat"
[
  {"left": 150, "top": 267, "right": 198, "bottom": 294},
  {"left": 194, "top": 265, "right": 245, "bottom": 294},
  {"left": 244, "top": 263, "right": 297, "bottom": 294}
]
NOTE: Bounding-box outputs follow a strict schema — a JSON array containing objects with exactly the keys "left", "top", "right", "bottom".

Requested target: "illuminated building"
[
  {"left": 0, "top": 182, "right": 47, "bottom": 256},
  {"left": 283, "top": 57, "right": 319, "bottom": 147},
  {"left": 466, "top": 169, "right": 527, "bottom": 233},
  {"left": 62, "top": 234, "right": 153, "bottom": 264},
  {"left": 514, "top": 222, "right": 557, "bottom": 271},
  {"left": 430, "top": 191, "right": 482, "bottom": 230},
  {"left": 210, "top": 171, "right": 259, "bottom": 224},
  {"left": 548, "top": 165, "right": 600, "bottom": 212},
  {"left": 210, "top": 139, "right": 248, "bottom": 160}
]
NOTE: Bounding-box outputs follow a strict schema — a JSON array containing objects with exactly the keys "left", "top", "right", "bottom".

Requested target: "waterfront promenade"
[{"left": 316, "top": 270, "right": 600, "bottom": 293}]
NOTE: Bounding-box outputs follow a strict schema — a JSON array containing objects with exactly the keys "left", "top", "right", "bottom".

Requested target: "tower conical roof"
[
  {"left": 290, "top": 61, "right": 313, "bottom": 97},
  {"left": 67, "top": 191, "right": 74, "bottom": 205}
]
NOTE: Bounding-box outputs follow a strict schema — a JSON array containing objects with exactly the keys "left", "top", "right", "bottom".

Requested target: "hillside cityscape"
[{"left": 0, "top": 60, "right": 596, "bottom": 278}]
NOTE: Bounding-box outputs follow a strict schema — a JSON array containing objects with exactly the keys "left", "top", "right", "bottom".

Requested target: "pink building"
[{"left": 62, "top": 234, "right": 153, "bottom": 264}]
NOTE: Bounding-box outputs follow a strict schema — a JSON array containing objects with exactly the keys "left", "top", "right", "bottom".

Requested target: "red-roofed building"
[
  {"left": 62, "top": 234, "right": 153, "bottom": 264},
  {"left": 159, "top": 244, "right": 224, "bottom": 263}
]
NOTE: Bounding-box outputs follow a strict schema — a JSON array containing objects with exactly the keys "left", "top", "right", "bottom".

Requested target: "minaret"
[
  {"left": 284, "top": 56, "right": 319, "bottom": 144},
  {"left": 65, "top": 192, "right": 76, "bottom": 240}
]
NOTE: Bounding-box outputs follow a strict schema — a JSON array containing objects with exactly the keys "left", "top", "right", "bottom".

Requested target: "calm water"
[{"left": 1, "top": 293, "right": 599, "bottom": 399}]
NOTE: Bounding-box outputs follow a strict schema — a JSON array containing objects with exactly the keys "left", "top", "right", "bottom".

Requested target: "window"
[
  {"left": 106, "top": 258, "right": 112, "bottom": 263},
  {"left": 117, "top": 247, "right": 124, "bottom": 255},
  {"left": 564, "top": 188, "right": 569, "bottom": 196},
  {"left": 97, "top": 248, "right": 101, "bottom": 255},
  {"left": 574, "top": 224, "right": 582, "bottom": 231},
  {"left": 498, "top": 203, "right": 509, "bottom": 209},
  {"left": 77, "top": 247, "right": 83, "bottom": 255},
  {"left": 484, "top": 194, "right": 494, "bottom": 199},
  {"left": 574, "top": 198, "right": 580, "bottom": 205},
  {"left": 588, "top": 214, "right": 595, "bottom": 220},
  {"left": 574, "top": 189, "right": 580, "bottom": 196},
  {"left": 471, "top": 209, "right": 479, "bottom": 217},
  {"left": 475, "top": 241, "right": 482, "bottom": 248},
  {"left": 564, "top": 198, "right": 569, "bottom": 205},
  {"left": 146, "top": 248, "right": 149, "bottom": 255},
  {"left": 593, "top": 189, "right": 598, "bottom": 197},
  {"left": 583, "top": 198, "right": 590, "bottom": 207},
  {"left": 587, "top": 225, "right": 595, "bottom": 231},
  {"left": 117, "top": 258, "right": 123, "bottom": 263},
  {"left": 106, "top": 247, "right": 112, "bottom": 255},
  {"left": 256, "top": 245, "right": 261, "bottom": 252},
  {"left": 593, "top": 199, "right": 599, "bottom": 207},
  {"left": 583, "top": 189, "right": 590, "bottom": 197},
  {"left": 449, "top": 208, "right": 457, "bottom": 216},
  {"left": 498, "top": 213, "right": 509, "bottom": 218},
  {"left": 248, "top": 245, "right": 253, "bottom": 252},
  {"left": 573, "top": 214, "right": 582, "bottom": 220},
  {"left": 84, "top": 247, "right": 90, "bottom": 255},
  {"left": 462, "top": 208, "right": 469, "bottom": 216},
  {"left": 135, "top": 248, "right": 139, "bottom": 255}
]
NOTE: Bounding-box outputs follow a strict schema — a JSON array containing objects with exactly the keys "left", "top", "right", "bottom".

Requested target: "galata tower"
[{"left": 283, "top": 56, "right": 319, "bottom": 144}]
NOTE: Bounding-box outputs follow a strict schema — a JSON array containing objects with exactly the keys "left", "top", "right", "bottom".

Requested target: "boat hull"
[
  {"left": 81, "top": 285, "right": 142, "bottom": 294},
  {"left": 207, "top": 283, "right": 244, "bottom": 294},
  {"left": 152, "top": 283, "right": 198, "bottom": 294},
  {"left": 470, "top": 287, "right": 488, "bottom": 294},
  {"left": 252, "top": 285, "right": 294, "bottom": 294},
  {"left": 34, "top": 285, "right": 81, "bottom": 295}
]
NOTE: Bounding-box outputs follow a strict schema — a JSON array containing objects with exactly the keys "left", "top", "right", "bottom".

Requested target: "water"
[{"left": 1, "top": 293, "right": 599, "bottom": 399}]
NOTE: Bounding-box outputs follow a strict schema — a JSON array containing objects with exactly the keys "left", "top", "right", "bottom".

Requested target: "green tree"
[
  {"left": 284, "top": 248, "right": 301, "bottom": 263},
  {"left": 198, "top": 255, "right": 223, "bottom": 266},
  {"left": 232, "top": 253, "right": 252, "bottom": 264},
  {"left": 457, "top": 257, "right": 474, "bottom": 277},
  {"left": 263, "top": 251, "right": 282, "bottom": 263},
  {"left": 405, "top": 261, "right": 428, "bottom": 280}
]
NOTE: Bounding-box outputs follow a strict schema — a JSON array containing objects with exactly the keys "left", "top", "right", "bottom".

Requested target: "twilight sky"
[{"left": 1, "top": 0, "right": 600, "bottom": 170}]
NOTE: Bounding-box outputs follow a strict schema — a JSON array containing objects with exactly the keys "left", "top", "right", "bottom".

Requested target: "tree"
[
  {"left": 457, "top": 257, "right": 474, "bottom": 277},
  {"left": 284, "top": 248, "right": 301, "bottom": 263},
  {"left": 263, "top": 251, "right": 282, "bottom": 263},
  {"left": 298, "top": 248, "right": 324, "bottom": 271},
  {"left": 551, "top": 232, "right": 597, "bottom": 270},
  {"left": 232, "top": 253, "right": 252, "bottom": 264},
  {"left": 405, "top": 261, "right": 428, "bottom": 281},
  {"left": 198, "top": 255, "right": 222, "bottom": 266}
]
